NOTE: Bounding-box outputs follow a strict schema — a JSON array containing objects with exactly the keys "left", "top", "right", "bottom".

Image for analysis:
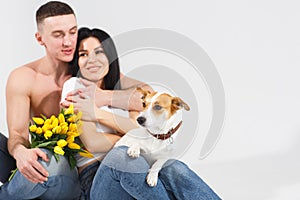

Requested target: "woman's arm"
[
  {"left": 79, "top": 121, "right": 121, "bottom": 153},
  {"left": 79, "top": 105, "right": 139, "bottom": 153},
  {"left": 94, "top": 109, "right": 139, "bottom": 134}
]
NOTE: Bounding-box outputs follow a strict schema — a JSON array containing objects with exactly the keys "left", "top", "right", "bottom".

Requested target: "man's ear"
[
  {"left": 35, "top": 32, "right": 45, "bottom": 46},
  {"left": 172, "top": 97, "right": 190, "bottom": 111}
]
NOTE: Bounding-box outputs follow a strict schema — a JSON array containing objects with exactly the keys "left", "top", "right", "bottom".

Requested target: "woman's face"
[{"left": 78, "top": 37, "right": 109, "bottom": 84}]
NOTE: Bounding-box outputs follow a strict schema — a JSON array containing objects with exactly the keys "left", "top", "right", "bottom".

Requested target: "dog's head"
[{"left": 136, "top": 88, "right": 190, "bottom": 134}]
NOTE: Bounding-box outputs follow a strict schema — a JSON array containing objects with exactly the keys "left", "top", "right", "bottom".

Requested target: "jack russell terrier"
[{"left": 115, "top": 88, "right": 190, "bottom": 187}]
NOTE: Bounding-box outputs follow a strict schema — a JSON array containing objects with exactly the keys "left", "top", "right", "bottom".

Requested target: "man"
[{"left": 0, "top": 1, "right": 81, "bottom": 199}]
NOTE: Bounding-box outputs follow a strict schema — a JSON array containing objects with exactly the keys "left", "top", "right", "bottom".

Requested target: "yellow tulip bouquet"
[{"left": 9, "top": 104, "right": 92, "bottom": 181}]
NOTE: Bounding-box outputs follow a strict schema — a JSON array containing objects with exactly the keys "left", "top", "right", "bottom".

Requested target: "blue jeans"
[
  {"left": 79, "top": 161, "right": 100, "bottom": 200},
  {"left": 90, "top": 146, "right": 221, "bottom": 200},
  {"left": 0, "top": 148, "right": 80, "bottom": 200}
]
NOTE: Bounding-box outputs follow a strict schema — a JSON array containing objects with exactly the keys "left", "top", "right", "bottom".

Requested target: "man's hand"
[
  {"left": 14, "top": 146, "right": 49, "bottom": 183},
  {"left": 79, "top": 78, "right": 110, "bottom": 108}
]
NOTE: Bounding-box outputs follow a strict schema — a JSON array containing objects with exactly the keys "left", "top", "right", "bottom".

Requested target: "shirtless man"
[{"left": 0, "top": 2, "right": 81, "bottom": 199}]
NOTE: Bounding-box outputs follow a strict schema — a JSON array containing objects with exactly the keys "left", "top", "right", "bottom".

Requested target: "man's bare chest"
[{"left": 30, "top": 81, "right": 63, "bottom": 117}]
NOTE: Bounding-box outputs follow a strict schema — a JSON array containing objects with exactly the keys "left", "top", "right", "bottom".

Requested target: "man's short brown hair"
[{"left": 36, "top": 1, "right": 75, "bottom": 27}]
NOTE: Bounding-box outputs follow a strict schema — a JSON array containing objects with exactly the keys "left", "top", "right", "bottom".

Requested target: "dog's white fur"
[{"left": 115, "top": 89, "right": 190, "bottom": 187}]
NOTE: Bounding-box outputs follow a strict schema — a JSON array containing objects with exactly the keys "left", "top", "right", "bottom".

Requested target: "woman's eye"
[
  {"left": 153, "top": 105, "right": 162, "bottom": 110},
  {"left": 95, "top": 49, "right": 104, "bottom": 55},
  {"left": 79, "top": 53, "right": 88, "bottom": 57}
]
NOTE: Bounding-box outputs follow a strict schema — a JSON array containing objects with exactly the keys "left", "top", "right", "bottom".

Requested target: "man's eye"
[
  {"left": 153, "top": 105, "right": 162, "bottom": 110},
  {"left": 54, "top": 34, "right": 62, "bottom": 38},
  {"left": 70, "top": 30, "right": 77, "bottom": 35}
]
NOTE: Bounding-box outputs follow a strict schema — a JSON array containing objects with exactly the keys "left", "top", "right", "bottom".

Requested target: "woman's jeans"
[
  {"left": 90, "top": 146, "right": 221, "bottom": 200},
  {"left": 79, "top": 161, "right": 100, "bottom": 200},
  {"left": 0, "top": 148, "right": 80, "bottom": 200}
]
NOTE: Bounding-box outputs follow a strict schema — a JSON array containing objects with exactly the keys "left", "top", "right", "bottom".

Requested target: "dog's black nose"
[{"left": 137, "top": 116, "right": 146, "bottom": 125}]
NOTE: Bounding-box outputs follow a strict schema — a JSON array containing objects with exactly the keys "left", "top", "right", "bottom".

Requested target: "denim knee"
[
  {"left": 161, "top": 159, "right": 191, "bottom": 176},
  {"left": 102, "top": 146, "right": 150, "bottom": 173},
  {"left": 39, "top": 148, "right": 78, "bottom": 180}
]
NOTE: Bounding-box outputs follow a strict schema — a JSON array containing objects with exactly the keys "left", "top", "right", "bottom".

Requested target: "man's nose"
[{"left": 63, "top": 35, "right": 72, "bottom": 46}]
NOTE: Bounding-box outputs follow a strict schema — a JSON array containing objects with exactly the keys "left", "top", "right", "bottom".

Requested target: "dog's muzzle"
[{"left": 137, "top": 116, "right": 146, "bottom": 126}]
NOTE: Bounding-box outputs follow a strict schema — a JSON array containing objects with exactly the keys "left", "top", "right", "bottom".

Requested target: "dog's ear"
[
  {"left": 136, "top": 87, "right": 151, "bottom": 100},
  {"left": 172, "top": 97, "right": 190, "bottom": 111},
  {"left": 136, "top": 87, "right": 151, "bottom": 107}
]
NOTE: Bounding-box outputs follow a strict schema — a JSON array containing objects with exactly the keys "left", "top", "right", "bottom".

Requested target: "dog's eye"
[{"left": 153, "top": 105, "right": 162, "bottom": 110}]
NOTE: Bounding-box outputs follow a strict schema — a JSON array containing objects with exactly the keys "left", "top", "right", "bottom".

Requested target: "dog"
[{"left": 114, "top": 88, "right": 190, "bottom": 187}]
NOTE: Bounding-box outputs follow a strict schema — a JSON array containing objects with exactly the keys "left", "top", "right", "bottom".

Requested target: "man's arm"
[
  {"left": 6, "top": 68, "right": 49, "bottom": 183},
  {"left": 77, "top": 74, "right": 153, "bottom": 111}
]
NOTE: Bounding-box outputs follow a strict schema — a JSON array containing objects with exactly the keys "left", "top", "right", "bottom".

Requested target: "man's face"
[{"left": 37, "top": 14, "right": 78, "bottom": 62}]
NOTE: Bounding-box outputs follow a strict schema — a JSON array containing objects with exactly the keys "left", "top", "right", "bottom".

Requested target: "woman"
[
  {"left": 61, "top": 27, "right": 170, "bottom": 200},
  {"left": 62, "top": 27, "right": 221, "bottom": 200}
]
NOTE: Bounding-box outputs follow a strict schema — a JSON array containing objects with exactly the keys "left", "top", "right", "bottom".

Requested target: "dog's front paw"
[
  {"left": 127, "top": 146, "right": 140, "bottom": 158},
  {"left": 146, "top": 171, "right": 159, "bottom": 187}
]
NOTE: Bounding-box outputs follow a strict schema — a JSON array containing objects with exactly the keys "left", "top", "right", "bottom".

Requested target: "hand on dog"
[{"left": 127, "top": 145, "right": 140, "bottom": 158}]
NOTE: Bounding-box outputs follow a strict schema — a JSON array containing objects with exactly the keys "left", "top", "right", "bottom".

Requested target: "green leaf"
[
  {"left": 53, "top": 153, "right": 60, "bottom": 162},
  {"left": 8, "top": 168, "right": 18, "bottom": 182},
  {"left": 40, "top": 114, "right": 47, "bottom": 120},
  {"left": 30, "top": 132, "right": 37, "bottom": 142},
  {"left": 69, "top": 154, "right": 76, "bottom": 169},
  {"left": 36, "top": 141, "right": 57, "bottom": 148}
]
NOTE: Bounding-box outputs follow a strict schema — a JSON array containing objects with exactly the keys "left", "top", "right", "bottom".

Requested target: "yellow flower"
[
  {"left": 66, "top": 135, "right": 75, "bottom": 144},
  {"left": 44, "top": 130, "right": 53, "bottom": 140},
  {"left": 76, "top": 111, "right": 82, "bottom": 120},
  {"left": 57, "top": 139, "right": 68, "bottom": 148},
  {"left": 54, "top": 146, "right": 65, "bottom": 155},
  {"left": 67, "top": 115, "right": 77, "bottom": 123},
  {"left": 60, "top": 122, "right": 68, "bottom": 127},
  {"left": 58, "top": 113, "right": 65, "bottom": 124},
  {"left": 64, "top": 104, "right": 74, "bottom": 115},
  {"left": 29, "top": 125, "right": 37, "bottom": 132},
  {"left": 52, "top": 126, "right": 62, "bottom": 134},
  {"left": 68, "top": 142, "right": 80, "bottom": 150},
  {"left": 52, "top": 118, "right": 58, "bottom": 127},
  {"left": 32, "top": 117, "right": 44, "bottom": 125},
  {"left": 36, "top": 127, "right": 43, "bottom": 134},
  {"left": 68, "top": 123, "right": 77, "bottom": 132},
  {"left": 67, "top": 131, "right": 80, "bottom": 137},
  {"left": 50, "top": 115, "right": 56, "bottom": 122},
  {"left": 60, "top": 125, "right": 68, "bottom": 134},
  {"left": 42, "top": 124, "right": 52, "bottom": 132},
  {"left": 79, "top": 150, "right": 94, "bottom": 158},
  {"left": 44, "top": 119, "right": 52, "bottom": 125}
]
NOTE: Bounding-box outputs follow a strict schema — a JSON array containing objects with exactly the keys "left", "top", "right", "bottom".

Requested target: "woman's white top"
[{"left": 60, "top": 77, "right": 127, "bottom": 167}]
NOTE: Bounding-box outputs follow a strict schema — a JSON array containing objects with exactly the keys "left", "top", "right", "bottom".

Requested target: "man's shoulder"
[{"left": 8, "top": 59, "right": 43, "bottom": 80}]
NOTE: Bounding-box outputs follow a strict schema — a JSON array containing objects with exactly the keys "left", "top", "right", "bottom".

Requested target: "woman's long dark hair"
[{"left": 70, "top": 27, "right": 121, "bottom": 90}]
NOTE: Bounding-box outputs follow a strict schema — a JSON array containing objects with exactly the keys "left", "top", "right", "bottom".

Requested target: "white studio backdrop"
[{"left": 1, "top": 0, "right": 300, "bottom": 199}]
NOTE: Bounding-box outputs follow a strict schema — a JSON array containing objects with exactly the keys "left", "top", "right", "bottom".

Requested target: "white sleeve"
[{"left": 60, "top": 77, "right": 85, "bottom": 103}]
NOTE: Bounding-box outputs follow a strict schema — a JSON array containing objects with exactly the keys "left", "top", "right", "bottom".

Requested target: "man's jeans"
[
  {"left": 0, "top": 148, "right": 80, "bottom": 200},
  {"left": 90, "top": 146, "right": 221, "bottom": 200}
]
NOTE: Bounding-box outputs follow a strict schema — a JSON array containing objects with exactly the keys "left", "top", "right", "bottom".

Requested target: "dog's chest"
[{"left": 115, "top": 128, "right": 174, "bottom": 152}]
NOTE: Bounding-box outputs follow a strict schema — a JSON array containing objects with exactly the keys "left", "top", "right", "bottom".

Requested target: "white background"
[{"left": 1, "top": 0, "right": 300, "bottom": 199}]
